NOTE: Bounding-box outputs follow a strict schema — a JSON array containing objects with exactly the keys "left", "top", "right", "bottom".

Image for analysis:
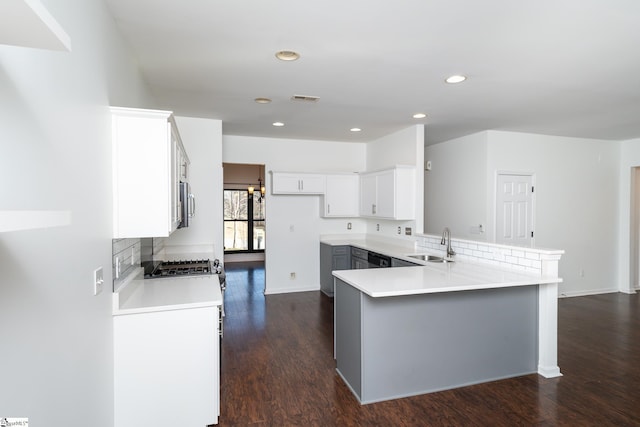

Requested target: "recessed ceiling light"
[
  {"left": 445, "top": 75, "right": 467, "bottom": 84},
  {"left": 350, "top": 128, "right": 362, "bottom": 132},
  {"left": 413, "top": 113, "right": 427, "bottom": 119},
  {"left": 275, "top": 50, "right": 300, "bottom": 61},
  {"left": 254, "top": 97, "right": 272, "bottom": 104},
  {"left": 272, "top": 122, "right": 285, "bottom": 127}
]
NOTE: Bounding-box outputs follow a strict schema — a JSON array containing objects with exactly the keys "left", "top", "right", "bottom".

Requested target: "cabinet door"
[
  {"left": 359, "top": 173, "right": 377, "bottom": 216},
  {"left": 272, "top": 173, "right": 325, "bottom": 194},
  {"left": 323, "top": 174, "right": 359, "bottom": 217},
  {"left": 112, "top": 108, "right": 173, "bottom": 238},
  {"left": 393, "top": 167, "right": 416, "bottom": 220},
  {"left": 272, "top": 173, "right": 303, "bottom": 193},
  {"left": 375, "top": 169, "right": 396, "bottom": 218},
  {"left": 170, "top": 126, "right": 181, "bottom": 230},
  {"left": 391, "top": 257, "right": 419, "bottom": 267},
  {"left": 177, "top": 141, "right": 189, "bottom": 182},
  {"left": 299, "top": 174, "right": 325, "bottom": 193},
  {"left": 320, "top": 243, "right": 333, "bottom": 295},
  {"left": 358, "top": 167, "right": 415, "bottom": 220},
  {"left": 333, "top": 253, "right": 351, "bottom": 270},
  {"left": 112, "top": 107, "right": 190, "bottom": 238},
  {"left": 114, "top": 306, "right": 218, "bottom": 426}
]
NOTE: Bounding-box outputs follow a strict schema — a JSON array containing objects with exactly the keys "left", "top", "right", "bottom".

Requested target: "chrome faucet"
[{"left": 441, "top": 227, "right": 456, "bottom": 258}]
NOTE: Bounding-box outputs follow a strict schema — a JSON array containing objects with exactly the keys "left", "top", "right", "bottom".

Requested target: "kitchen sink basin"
[{"left": 407, "top": 254, "right": 453, "bottom": 263}]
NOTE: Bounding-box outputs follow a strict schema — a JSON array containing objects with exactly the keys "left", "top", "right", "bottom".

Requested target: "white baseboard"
[
  {"left": 264, "top": 285, "right": 319, "bottom": 295},
  {"left": 559, "top": 288, "right": 621, "bottom": 298}
]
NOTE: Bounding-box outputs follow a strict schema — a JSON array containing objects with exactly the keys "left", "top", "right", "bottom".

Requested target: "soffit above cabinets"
[{"left": 0, "top": 0, "right": 71, "bottom": 51}]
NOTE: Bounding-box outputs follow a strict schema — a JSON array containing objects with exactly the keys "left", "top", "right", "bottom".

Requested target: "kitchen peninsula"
[{"left": 327, "top": 235, "right": 563, "bottom": 404}]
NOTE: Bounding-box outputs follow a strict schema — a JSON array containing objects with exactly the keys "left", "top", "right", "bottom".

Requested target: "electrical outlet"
[
  {"left": 347, "top": 222, "right": 352, "bottom": 230},
  {"left": 290, "top": 272, "right": 296, "bottom": 280},
  {"left": 93, "top": 267, "right": 104, "bottom": 296},
  {"left": 405, "top": 227, "right": 412, "bottom": 236}
]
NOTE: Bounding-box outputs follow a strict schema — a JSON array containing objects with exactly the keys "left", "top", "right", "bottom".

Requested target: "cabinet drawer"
[
  {"left": 351, "top": 247, "right": 368, "bottom": 259},
  {"left": 333, "top": 246, "right": 349, "bottom": 255}
]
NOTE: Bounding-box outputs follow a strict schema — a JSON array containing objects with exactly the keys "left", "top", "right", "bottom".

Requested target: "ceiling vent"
[{"left": 291, "top": 95, "right": 320, "bottom": 103}]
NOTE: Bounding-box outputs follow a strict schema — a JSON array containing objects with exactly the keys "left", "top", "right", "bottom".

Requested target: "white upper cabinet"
[
  {"left": 111, "top": 107, "right": 188, "bottom": 238},
  {"left": 359, "top": 166, "right": 415, "bottom": 220},
  {"left": 271, "top": 172, "right": 325, "bottom": 194},
  {"left": 321, "top": 174, "right": 359, "bottom": 217}
]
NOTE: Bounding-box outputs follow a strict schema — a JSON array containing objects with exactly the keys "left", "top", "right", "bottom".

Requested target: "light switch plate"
[{"left": 93, "top": 267, "right": 104, "bottom": 296}]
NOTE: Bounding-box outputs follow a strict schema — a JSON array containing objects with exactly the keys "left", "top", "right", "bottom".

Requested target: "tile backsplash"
[
  {"left": 112, "top": 238, "right": 141, "bottom": 289},
  {"left": 415, "top": 234, "right": 562, "bottom": 274},
  {"left": 111, "top": 237, "right": 169, "bottom": 289}
]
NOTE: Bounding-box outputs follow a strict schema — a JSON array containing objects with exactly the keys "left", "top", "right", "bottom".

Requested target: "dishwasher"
[
  {"left": 351, "top": 247, "right": 370, "bottom": 269},
  {"left": 367, "top": 251, "right": 391, "bottom": 268}
]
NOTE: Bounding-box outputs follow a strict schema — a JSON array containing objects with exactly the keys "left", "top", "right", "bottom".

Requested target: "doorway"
[
  {"left": 495, "top": 172, "right": 535, "bottom": 247},
  {"left": 223, "top": 163, "right": 266, "bottom": 263},
  {"left": 630, "top": 167, "right": 640, "bottom": 291}
]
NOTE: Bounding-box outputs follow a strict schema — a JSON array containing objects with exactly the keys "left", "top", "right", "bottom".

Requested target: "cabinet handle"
[
  {"left": 300, "top": 180, "right": 304, "bottom": 191},
  {"left": 188, "top": 193, "right": 196, "bottom": 218},
  {"left": 218, "top": 306, "right": 224, "bottom": 338},
  {"left": 327, "top": 204, "right": 330, "bottom": 214},
  {"left": 372, "top": 204, "right": 376, "bottom": 215}
]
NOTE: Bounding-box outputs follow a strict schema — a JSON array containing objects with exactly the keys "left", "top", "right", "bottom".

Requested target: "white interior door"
[{"left": 496, "top": 173, "right": 534, "bottom": 247}]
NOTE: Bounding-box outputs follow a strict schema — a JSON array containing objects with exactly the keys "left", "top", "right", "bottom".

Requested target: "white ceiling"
[{"left": 103, "top": 0, "right": 640, "bottom": 145}]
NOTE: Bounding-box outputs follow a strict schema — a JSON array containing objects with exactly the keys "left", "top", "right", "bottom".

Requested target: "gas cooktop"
[{"left": 143, "top": 259, "right": 213, "bottom": 278}]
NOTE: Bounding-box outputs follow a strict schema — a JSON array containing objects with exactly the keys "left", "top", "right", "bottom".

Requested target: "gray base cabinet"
[
  {"left": 390, "top": 257, "right": 419, "bottom": 267},
  {"left": 334, "top": 279, "right": 539, "bottom": 404},
  {"left": 320, "top": 243, "right": 351, "bottom": 296}
]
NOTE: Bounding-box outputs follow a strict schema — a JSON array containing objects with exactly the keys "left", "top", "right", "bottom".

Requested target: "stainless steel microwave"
[{"left": 178, "top": 181, "right": 195, "bottom": 228}]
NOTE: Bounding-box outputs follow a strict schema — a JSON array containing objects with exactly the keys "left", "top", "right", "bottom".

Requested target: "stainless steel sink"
[{"left": 407, "top": 254, "right": 453, "bottom": 263}]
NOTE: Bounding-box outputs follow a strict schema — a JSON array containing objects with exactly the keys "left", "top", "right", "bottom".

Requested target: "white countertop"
[
  {"left": 320, "top": 234, "right": 417, "bottom": 258},
  {"left": 113, "top": 268, "right": 222, "bottom": 316},
  {"left": 333, "top": 261, "right": 560, "bottom": 297},
  {"left": 322, "top": 234, "right": 562, "bottom": 297}
]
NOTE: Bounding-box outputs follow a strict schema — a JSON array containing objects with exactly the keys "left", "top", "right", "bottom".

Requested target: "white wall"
[
  {"left": 487, "top": 131, "right": 619, "bottom": 297},
  {"left": 424, "top": 130, "right": 620, "bottom": 297},
  {"left": 0, "top": 1, "right": 154, "bottom": 425},
  {"left": 424, "top": 131, "right": 489, "bottom": 240},
  {"left": 167, "top": 117, "right": 223, "bottom": 258},
  {"left": 223, "top": 136, "right": 367, "bottom": 294}
]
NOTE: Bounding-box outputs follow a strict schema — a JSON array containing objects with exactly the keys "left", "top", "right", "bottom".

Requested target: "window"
[{"left": 224, "top": 189, "right": 265, "bottom": 252}]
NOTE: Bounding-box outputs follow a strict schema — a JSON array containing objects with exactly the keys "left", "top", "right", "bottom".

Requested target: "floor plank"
[{"left": 218, "top": 261, "right": 640, "bottom": 426}]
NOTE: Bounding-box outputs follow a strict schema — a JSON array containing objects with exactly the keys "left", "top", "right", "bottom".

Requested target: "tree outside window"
[{"left": 224, "top": 189, "right": 265, "bottom": 252}]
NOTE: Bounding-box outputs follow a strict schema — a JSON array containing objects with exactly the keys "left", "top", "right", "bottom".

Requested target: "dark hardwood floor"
[{"left": 219, "top": 261, "right": 640, "bottom": 426}]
